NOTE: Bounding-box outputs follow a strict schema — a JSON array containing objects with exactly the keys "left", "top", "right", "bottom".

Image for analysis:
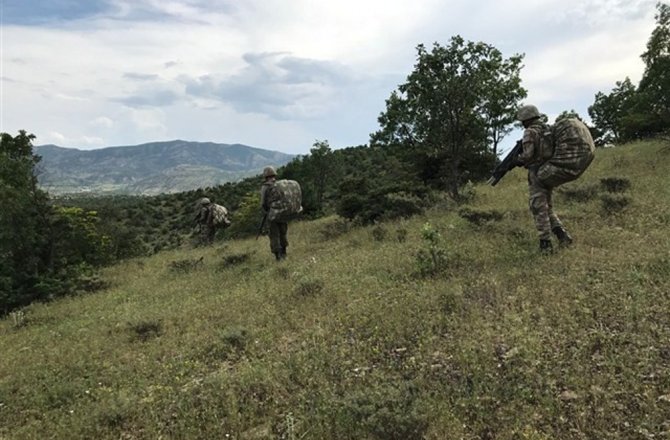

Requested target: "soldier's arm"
[{"left": 517, "top": 128, "right": 539, "bottom": 166}]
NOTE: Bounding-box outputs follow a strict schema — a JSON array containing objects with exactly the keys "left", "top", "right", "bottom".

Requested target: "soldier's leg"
[
  {"left": 546, "top": 189, "right": 563, "bottom": 231},
  {"left": 539, "top": 165, "right": 573, "bottom": 246},
  {"left": 528, "top": 168, "right": 552, "bottom": 242},
  {"left": 279, "top": 223, "right": 289, "bottom": 258},
  {"left": 268, "top": 221, "right": 282, "bottom": 259}
]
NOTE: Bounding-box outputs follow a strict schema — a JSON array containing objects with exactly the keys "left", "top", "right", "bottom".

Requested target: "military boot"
[
  {"left": 539, "top": 239, "right": 553, "bottom": 253},
  {"left": 552, "top": 226, "right": 573, "bottom": 246},
  {"left": 274, "top": 252, "right": 282, "bottom": 261},
  {"left": 281, "top": 247, "right": 287, "bottom": 260}
]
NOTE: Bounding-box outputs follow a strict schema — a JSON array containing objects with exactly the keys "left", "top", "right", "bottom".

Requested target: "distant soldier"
[
  {"left": 194, "top": 197, "right": 231, "bottom": 245},
  {"left": 260, "top": 166, "right": 302, "bottom": 261},
  {"left": 516, "top": 104, "right": 596, "bottom": 252}
]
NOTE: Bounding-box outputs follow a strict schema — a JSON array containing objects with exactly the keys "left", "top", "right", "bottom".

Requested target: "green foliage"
[
  {"left": 226, "top": 192, "right": 263, "bottom": 238},
  {"left": 371, "top": 36, "right": 526, "bottom": 197},
  {"left": 415, "top": 222, "right": 448, "bottom": 276},
  {"left": 589, "top": 3, "right": 670, "bottom": 142}
]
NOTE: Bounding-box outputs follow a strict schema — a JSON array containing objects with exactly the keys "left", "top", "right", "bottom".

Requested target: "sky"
[{"left": 0, "top": 0, "right": 660, "bottom": 154}]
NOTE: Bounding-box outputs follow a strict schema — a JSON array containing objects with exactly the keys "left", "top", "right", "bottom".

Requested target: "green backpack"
[
  {"left": 268, "top": 180, "right": 303, "bottom": 222},
  {"left": 549, "top": 118, "right": 596, "bottom": 174}
]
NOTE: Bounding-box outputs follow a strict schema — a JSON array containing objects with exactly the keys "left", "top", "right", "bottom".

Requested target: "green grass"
[{"left": 2, "top": 140, "right": 670, "bottom": 439}]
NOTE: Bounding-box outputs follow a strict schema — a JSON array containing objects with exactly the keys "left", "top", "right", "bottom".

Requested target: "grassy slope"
[{"left": 1, "top": 140, "right": 669, "bottom": 439}]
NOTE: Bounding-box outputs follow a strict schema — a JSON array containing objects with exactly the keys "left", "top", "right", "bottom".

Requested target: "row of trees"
[{"left": 589, "top": 2, "right": 670, "bottom": 143}]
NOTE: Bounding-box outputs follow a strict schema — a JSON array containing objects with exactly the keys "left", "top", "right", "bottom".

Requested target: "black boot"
[
  {"left": 539, "top": 239, "right": 553, "bottom": 253},
  {"left": 552, "top": 226, "right": 573, "bottom": 246},
  {"left": 281, "top": 247, "right": 287, "bottom": 259},
  {"left": 274, "top": 252, "right": 282, "bottom": 261}
]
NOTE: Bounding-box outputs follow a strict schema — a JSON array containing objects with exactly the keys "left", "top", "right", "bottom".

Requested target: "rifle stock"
[{"left": 487, "top": 139, "right": 523, "bottom": 186}]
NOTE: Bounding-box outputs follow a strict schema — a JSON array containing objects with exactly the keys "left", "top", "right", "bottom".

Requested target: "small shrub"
[
  {"left": 600, "top": 194, "right": 631, "bottom": 215},
  {"left": 458, "top": 208, "right": 503, "bottom": 226},
  {"left": 318, "top": 218, "right": 352, "bottom": 241},
  {"left": 416, "top": 223, "right": 448, "bottom": 277},
  {"left": 600, "top": 177, "right": 631, "bottom": 193},
  {"left": 371, "top": 225, "right": 388, "bottom": 241},
  {"left": 558, "top": 183, "right": 600, "bottom": 202},
  {"left": 168, "top": 256, "right": 204, "bottom": 273},
  {"left": 335, "top": 383, "right": 428, "bottom": 440},
  {"left": 396, "top": 228, "right": 408, "bottom": 243},
  {"left": 10, "top": 310, "right": 26, "bottom": 328},
  {"left": 128, "top": 320, "right": 162, "bottom": 342},
  {"left": 221, "top": 252, "right": 253, "bottom": 268},
  {"left": 293, "top": 277, "right": 324, "bottom": 297}
]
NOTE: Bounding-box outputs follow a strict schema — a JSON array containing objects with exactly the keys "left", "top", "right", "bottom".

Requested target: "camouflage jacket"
[
  {"left": 194, "top": 206, "right": 214, "bottom": 226},
  {"left": 260, "top": 180, "right": 276, "bottom": 214},
  {"left": 519, "top": 121, "right": 554, "bottom": 167}
]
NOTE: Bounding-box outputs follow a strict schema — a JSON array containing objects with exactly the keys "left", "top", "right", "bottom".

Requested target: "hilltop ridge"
[{"left": 35, "top": 140, "right": 295, "bottom": 195}]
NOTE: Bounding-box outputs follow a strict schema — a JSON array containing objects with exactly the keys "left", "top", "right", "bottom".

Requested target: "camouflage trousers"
[
  {"left": 268, "top": 221, "right": 288, "bottom": 254},
  {"left": 529, "top": 148, "right": 595, "bottom": 240},
  {"left": 200, "top": 224, "right": 216, "bottom": 245},
  {"left": 527, "top": 166, "right": 567, "bottom": 241}
]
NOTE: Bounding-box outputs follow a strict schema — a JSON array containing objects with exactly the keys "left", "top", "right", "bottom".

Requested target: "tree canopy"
[{"left": 371, "top": 36, "right": 526, "bottom": 198}]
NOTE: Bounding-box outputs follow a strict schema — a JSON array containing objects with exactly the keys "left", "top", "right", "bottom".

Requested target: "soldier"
[
  {"left": 260, "top": 166, "right": 289, "bottom": 260},
  {"left": 516, "top": 104, "right": 595, "bottom": 252},
  {"left": 193, "top": 197, "right": 216, "bottom": 245}
]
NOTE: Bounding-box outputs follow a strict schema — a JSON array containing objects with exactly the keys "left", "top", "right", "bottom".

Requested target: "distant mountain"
[{"left": 34, "top": 140, "right": 295, "bottom": 195}]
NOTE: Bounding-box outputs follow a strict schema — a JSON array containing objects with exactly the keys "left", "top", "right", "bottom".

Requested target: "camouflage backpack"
[
  {"left": 268, "top": 180, "right": 303, "bottom": 222},
  {"left": 549, "top": 118, "right": 596, "bottom": 175},
  {"left": 210, "top": 203, "right": 231, "bottom": 227}
]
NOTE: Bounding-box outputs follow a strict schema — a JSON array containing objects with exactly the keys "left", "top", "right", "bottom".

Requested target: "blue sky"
[{"left": 0, "top": 0, "right": 659, "bottom": 154}]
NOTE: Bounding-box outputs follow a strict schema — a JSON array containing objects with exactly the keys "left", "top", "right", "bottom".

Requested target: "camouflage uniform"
[
  {"left": 519, "top": 116, "right": 595, "bottom": 243},
  {"left": 260, "top": 168, "right": 288, "bottom": 260},
  {"left": 194, "top": 198, "right": 216, "bottom": 245}
]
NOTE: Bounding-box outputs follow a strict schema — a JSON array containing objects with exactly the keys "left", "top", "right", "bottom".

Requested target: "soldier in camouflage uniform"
[
  {"left": 193, "top": 197, "right": 216, "bottom": 245},
  {"left": 516, "top": 104, "right": 595, "bottom": 252},
  {"left": 260, "top": 166, "right": 289, "bottom": 260}
]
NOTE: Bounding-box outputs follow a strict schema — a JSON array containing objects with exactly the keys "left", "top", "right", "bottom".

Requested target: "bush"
[
  {"left": 558, "top": 183, "right": 600, "bottom": 203},
  {"left": 600, "top": 177, "right": 631, "bottom": 193},
  {"left": 416, "top": 223, "right": 448, "bottom": 277},
  {"left": 458, "top": 208, "right": 504, "bottom": 226},
  {"left": 371, "top": 225, "right": 388, "bottom": 241},
  {"left": 600, "top": 194, "right": 631, "bottom": 215}
]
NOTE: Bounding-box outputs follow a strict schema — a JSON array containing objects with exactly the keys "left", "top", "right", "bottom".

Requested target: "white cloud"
[{"left": 0, "top": 0, "right": 661, "bottom": 154}]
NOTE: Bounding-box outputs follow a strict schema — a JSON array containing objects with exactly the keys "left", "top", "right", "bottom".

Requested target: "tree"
[
  {"left": 588, "top": 78, "right": 637, "bottom": 143},
  {"left": 0, "top": 131, "right": 52, "bottom": 312},
  {"left": 589, "top": 3, "right": 670, "bottom": 143},
  {"left": 371, "top": 36, "right": 526, "bottom": 198},
  {"left": 635, "top": 2, "right": 670, "bottom": 135}
]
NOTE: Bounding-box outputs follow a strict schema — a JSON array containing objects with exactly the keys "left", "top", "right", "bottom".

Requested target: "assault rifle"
[
  {"left": 256, "top": 212, "right": 268, "bottom": 240},
  {"left": 487, "top": 139, "right": 523, "bottom": 186}
]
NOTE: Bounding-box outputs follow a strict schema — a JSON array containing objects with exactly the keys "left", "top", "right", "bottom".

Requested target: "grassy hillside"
[{"left": 1, "top": 140, "right": 669, "bottom": 439}]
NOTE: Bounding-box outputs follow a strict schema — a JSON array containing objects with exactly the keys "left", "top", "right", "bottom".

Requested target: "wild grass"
[{"left": 1, "top": 140, "right": 670, "bottom": 439}]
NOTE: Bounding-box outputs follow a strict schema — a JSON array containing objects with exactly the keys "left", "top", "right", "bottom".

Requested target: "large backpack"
[
  {"left": 210, "top": 203, "right": 231, "bottom": 227},
  {"left": 268, "top": 180, "right": 303, "bottom": 222},
  {"left": 549, "top": 118, "right": 596, "bottom": 176}
]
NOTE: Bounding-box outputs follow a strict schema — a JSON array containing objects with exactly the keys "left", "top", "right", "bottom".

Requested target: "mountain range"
[{"left": 34, "top": 140, "right": 295, "bottom": 195}]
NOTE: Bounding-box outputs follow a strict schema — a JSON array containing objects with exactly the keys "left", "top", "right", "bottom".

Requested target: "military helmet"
[
  {"left": 516, "top": 104, "right": 541, "bottom": 122},
  {"left": 198, "top": 197, "right": 211, "bottom": 206},
  {"left": 263, "top": 166, "right": 277, "bottom": 178}
]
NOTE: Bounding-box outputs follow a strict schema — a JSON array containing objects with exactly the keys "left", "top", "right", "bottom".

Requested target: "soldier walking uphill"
[
  {"left": 193, "top": 197, "right": 231, "bottom": 245},
  {"left": 515, "top": 104, "right": 595, "bottom": 252},
  {"left": 260, "top": 166, "right": 303, "bottom": 261}
]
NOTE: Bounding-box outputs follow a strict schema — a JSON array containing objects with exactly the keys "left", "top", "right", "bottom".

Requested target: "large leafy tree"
[
  {"left": 589, "top": 3, "right": 670, "bottom": 142},
  {"left": 635, "top": 2, "right": 670, "bottom": 136},
  {"left": 371, "top": 36, "right": 526, "bottom": 198},
  {"left": 0, "top": 131, "right": 52, "bottom": 311},
  {"left": 588, "top": 78, "right": 637, "bottom": 143}
]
